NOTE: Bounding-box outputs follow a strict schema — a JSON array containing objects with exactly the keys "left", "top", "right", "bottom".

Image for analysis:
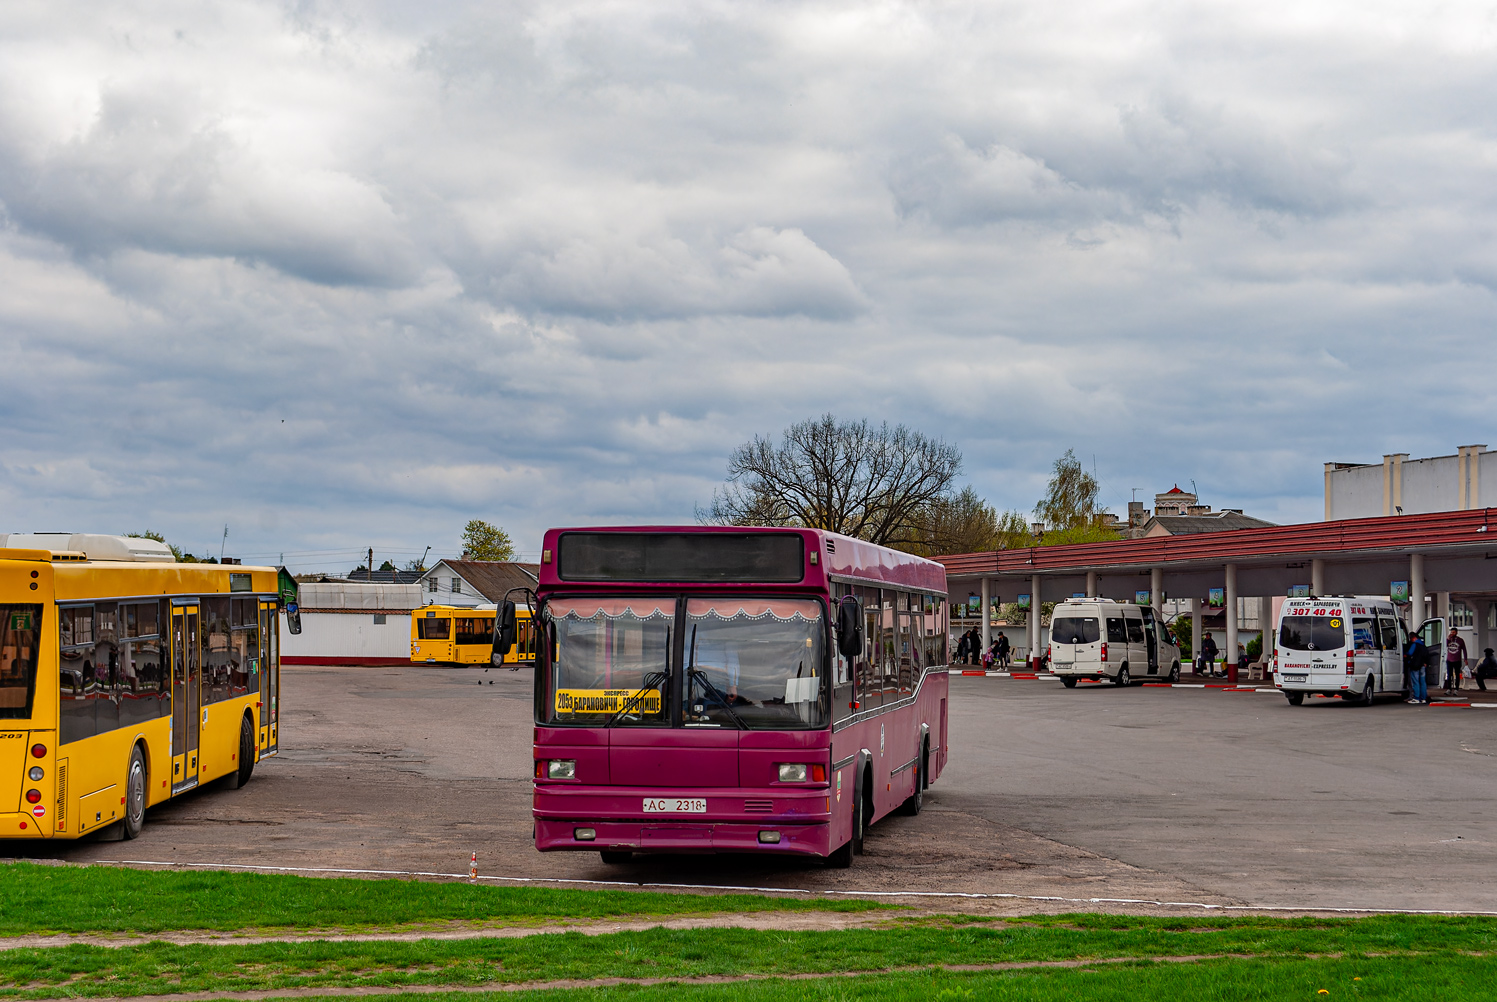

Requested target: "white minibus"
[
  {"left": 1273, "top": 596, "right": 1442, "bottom": 706},
  {"left": 1049, "top": 598, "right": 1183, "bottom": 688}
]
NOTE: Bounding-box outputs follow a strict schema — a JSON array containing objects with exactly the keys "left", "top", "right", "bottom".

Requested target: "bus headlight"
[
  {"left": 574, "top": 828, "right": 596, "bottom": 841},
  {"left": 778, "top": 763, "right": 807, "bottom": 783},
  {"left": 547, "top": 760, "right": 576, "bottom": 780}
]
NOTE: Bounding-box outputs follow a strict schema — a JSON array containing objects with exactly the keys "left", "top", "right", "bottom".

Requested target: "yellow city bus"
[
  {"left": 0, "top": 535, "right": 292, "bottom": 840},
  {"left": 411, "top": 605, "right": 535, "bottom": 666}
]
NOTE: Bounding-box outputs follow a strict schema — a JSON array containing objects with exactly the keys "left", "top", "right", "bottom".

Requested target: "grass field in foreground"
[
  {"left": 0, "top": 862, "right": 880, "bottom": 935},
  {"left": 0, "top": 915, "right": 1493, "bottom": 998},
  {"left": 262, "top": 957, "right": 1497, "bottom": 1002}
]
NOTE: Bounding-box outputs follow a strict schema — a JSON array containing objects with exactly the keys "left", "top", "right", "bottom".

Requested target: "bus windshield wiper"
[
  {"left": 604, "top": 626, "right": 670, "bottom": 728},
  {"left": 605, "top": 671, "right": 666, "bottom": 728},
  {"left": 686, "top": 624, "right": 746, "bottom": 730}
]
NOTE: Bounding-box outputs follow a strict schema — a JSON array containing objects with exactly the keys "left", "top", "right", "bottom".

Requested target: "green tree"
[
  {"left": 1034, "top": 449, "right": 1103, "bottom": 531},
  {"left": 378, "top": 560, "right": 396, "bottom": 572},
  {"left": 1172, "top": 615, "right": 1193, "bottom": 658},
  {"left": 462, "top": 520, "right": 516, "bottom": 561}
]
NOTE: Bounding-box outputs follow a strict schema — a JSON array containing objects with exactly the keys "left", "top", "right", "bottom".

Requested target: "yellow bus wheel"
[{"left": 123, "top": 746, "right": 147, "bottom": 840}]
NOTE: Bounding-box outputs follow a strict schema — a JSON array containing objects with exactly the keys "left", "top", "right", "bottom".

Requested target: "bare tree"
[{"left": 700, "top": 414, "right": 963, "bottom": 547}]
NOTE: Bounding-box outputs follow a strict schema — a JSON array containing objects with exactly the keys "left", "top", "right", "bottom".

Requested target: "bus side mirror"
[
  {"left": 492, "top": 601, "right": 517, "bottom": 667},
  {"left": 285, "top": 603, "right": 302, "bottom": 636},
  {"left": 836, "top": 597, "right": 862, "bottom": 660}
]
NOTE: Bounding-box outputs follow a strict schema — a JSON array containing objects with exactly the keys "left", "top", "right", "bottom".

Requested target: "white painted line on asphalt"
[{"left": 101, "top": 859, "right": 1497, "bottom": 917}]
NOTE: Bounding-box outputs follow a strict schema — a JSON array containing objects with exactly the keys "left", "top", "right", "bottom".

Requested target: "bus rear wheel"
[
  {"left": 226, "top": 714, "right": 256, "bottom": 789},
  {"left": 123, "top": 746, "right": 146, "bottom": 840},
  {"left": 1061, "top": 678, "right": 1077, "bottom": 688},
  {"left": 1114, "top": 666, "right": 1131, "bottom": 687},
  {"left": 899, "top": 745, "right": 925, "bottom": 816},
  {"left": 1285, "top": 693, "right": 1304, "bottom": 706}
]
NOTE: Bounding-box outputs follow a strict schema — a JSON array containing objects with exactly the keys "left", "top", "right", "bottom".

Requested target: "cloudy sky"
[{"left": 3, "top": 0, "right": 1496, "bottom": 570}]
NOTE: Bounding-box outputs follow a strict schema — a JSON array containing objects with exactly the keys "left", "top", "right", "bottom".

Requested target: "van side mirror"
[
  {"left": 285, "top": 602, "right": 302, "bottom": 636},
  {"left": 836, "top": 596, "right": 862, "bottom": 660},
  {"left": 492, "top": 601, "right": 517, "bottom": 667}
]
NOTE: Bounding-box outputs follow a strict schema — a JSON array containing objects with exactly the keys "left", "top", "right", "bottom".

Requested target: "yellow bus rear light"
[
  {"left": 25, "top": 789, "right": 41, "bottom": 804},
  {"left": 30, "top": 744, "right": 46, "bottom": 759},
  {"left": 28, "top": 766, "right": 43, "bottom": 781}
]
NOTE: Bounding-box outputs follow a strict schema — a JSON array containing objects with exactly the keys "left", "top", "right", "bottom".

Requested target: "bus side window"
[
  {"left": 1378, "top": 617, "right": 1400, "bottom": 651},
  {"left": 59, "top": 606, "right": 97, "bottom": 744},
  {"left": 857, "top": 585, "right": 881, "bottom": 709},
  {"left": 1106, "top": 617, "right": 1127, "bottom": 643}
]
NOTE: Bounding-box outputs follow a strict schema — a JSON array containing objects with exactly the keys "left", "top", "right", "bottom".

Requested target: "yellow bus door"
[
  {"left": 170, "top": 605, "right": 202, "bottom": 793},
  {"left": 265, "top": 603, "right": 279, "bottom": 754},
  {"left": 258, "top": 602, "right": 270, "bottom": 753}
]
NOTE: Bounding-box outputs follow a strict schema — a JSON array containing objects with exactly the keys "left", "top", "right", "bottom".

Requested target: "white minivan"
[
  {"left": 1273, "top": 596, "right": 1439, "bottom": 706},
  {"left": 1048, "top": 599, "right": 1183, "bottom": 688}
]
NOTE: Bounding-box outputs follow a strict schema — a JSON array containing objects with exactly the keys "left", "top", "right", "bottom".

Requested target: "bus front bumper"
[{"left": 534, "top": 785, "right": 833, "bottom": 856}]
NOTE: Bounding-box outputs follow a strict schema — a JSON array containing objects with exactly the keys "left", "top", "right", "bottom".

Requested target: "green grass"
[
  {"left": 257, "top": 957, "right": 1497, "bottom": 1001},
  {"left": 0, "top": 862, "right": 880, "bottom": 936},
  {"left": 0, "top": 915, "right": 1493, "bottom": 998}
]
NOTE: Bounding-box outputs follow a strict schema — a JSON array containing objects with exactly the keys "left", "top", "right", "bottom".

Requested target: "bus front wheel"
[
  {"left": 825, "top": 840, "right": 853, "bottom": 868},
  {"left": 123, "top": 746, "right": 146, "bottom": 840},
  {"left": 600, "top": 851, "right": 632, "bottom": 864}
]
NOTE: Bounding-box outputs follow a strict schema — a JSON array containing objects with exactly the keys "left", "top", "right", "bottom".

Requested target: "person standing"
[
  {"left": 1405, "top": 632, "right": 1429, "bottom": 704},
  {"left": 1200, "top": 633, "right": 1219, "bottom": 677},
  {"left": 1475, "top": 648, "right": 1497, "bottom": 692},
  {"left": 956, "top": 630, "right": 971, "bottom": 666},
  {"left": 1444, "top": 627, "right": 1468, "bottom": 695},
  {"left": 996, "top": 631, "right": 1011, "bottom": 669}
]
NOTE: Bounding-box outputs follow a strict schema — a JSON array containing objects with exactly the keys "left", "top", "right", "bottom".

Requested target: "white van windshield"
[
  {"left": 1279, "top": 616, "right": 1348, "bottom": 652},
  {"left": 1051, "top": 617, "right": 1099, "bottom": 644}
]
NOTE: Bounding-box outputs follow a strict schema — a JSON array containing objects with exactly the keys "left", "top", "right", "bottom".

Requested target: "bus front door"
[
  {"left": 258, "top": 602, "right": 271, "bottom": 753},
  {"left": 265, "top": 603, "right": 279, "bottom": 754},
  {"left": 171, "top": 605, "right": 202, "bottom": 793}
]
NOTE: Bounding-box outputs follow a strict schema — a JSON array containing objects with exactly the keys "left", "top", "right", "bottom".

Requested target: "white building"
[
  {"left": 1325, "top": 445, "right": 1491, "bottom": 519},
  {"left": 416, "top": 560, "right": 540, "bottom": 608},
  {"left": 281, "top": 581, "right": 423, "bottom": 666}
]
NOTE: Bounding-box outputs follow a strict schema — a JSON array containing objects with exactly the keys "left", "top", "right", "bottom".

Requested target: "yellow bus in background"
[
  {"left": 0, "top": 533, "right": 295, "bottom": 841},
  {"left": 411, "top": 605, "right": 535, "bottom": 666}
]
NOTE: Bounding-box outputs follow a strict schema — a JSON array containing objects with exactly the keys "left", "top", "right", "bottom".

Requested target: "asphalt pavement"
[{"left": 16, "top": 667, "right": 1496, "bottom": 915}]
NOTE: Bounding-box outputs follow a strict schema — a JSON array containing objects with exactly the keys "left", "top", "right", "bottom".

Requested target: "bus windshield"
[
  {"left": 685, "top": 597, "right": 825, "bottom": 730},
  {"left": 547, "top": 597, "right": 673, "bottom": 726},
  {"left": 1279, "top": 616, "right": 1348, "bottom": 652},
  {"left": 0, "top": 605, "right": 41, "bottom": 718}
]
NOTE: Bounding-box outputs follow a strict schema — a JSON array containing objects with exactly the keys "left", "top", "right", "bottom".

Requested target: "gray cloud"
[{"left": 3, "top": 0, "right": 1497, "bottom": 569}]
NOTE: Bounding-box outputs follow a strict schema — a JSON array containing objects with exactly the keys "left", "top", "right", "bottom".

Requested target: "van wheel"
[
  {"left": 225, "top": 715, "right": 256, "bottom": 789},
  {"left": 825, "top": 840, "right": 853, "bottom": 868},
  {"left": 600, "top": 851, "right": 632, "bottom": 864},
  {"left": 1286, "top": 693, "right": 1304, "bottom": 706},
  {"left": 1168, "top": 662, "right": 1180, "bottom": 684},
  {"left": 1061, "top": 678, "right": 1077, "bottom": 688},
  {"left": 1114, "top": 666, "right": 1131, "bottom": 687},
  {"left": 1358, "top": 678, "right": 1375, "bottom": 706},
  {"left": 123, "top": 746, "right": 147, "bottom": 840}
]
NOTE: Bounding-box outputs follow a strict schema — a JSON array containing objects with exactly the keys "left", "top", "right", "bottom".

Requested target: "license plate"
[
  {"left": 643, "top": 798, "right": 706, "bottom": 813},
  {"left": 1286, "top": 674, "right": 1307, "bottom": 682}
]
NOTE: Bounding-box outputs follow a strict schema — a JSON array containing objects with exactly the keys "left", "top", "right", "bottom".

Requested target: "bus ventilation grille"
[
  {"left": 54, "top": 763, "right": 67, "bottom": 829},
  {"left": 743, "top": 800, "right": 773, "bottom": 814}
]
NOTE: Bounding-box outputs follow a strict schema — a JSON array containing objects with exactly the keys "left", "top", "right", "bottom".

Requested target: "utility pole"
[
  {"left": 367, "top": 547, "right": 374, "bottom": 580},
  {"left": 220, "top": 524, "right": 228, "bottom": 562}
]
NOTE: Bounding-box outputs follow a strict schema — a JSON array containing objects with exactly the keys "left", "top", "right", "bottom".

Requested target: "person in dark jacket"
[
  {"left": 995, "top": 632, "right": 1011, "bottom": 668},
  {"left": 956, "top": 631, "right": 971, "bottom": 665},
  {"left": 1475, "top": 648, "right": 1497, "bottom": 692},
  {"left": 1200, "top": 633, "right": 1219, "bottom": 676},
  {"left": 1405, "top": 634, "right": 1429, "bottom": 704}
]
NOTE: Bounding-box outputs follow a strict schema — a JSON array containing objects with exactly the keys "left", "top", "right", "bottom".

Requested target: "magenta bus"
[{"left": 499, "top": 526, "right": 950, "bottom": 867}]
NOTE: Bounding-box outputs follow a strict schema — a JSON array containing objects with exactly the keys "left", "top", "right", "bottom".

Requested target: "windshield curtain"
[
  {"left": 0, "top": 605, "right": 41, "bottom": 718},
  {"left": 546, "top": 597, "right": 673, "bottom": 725},
  {"left": 1279, "top": 616, "right": 1348, "bottom": 652},
  {"left": 685, "top": 597, "right": 825, "bottom": 730}
]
